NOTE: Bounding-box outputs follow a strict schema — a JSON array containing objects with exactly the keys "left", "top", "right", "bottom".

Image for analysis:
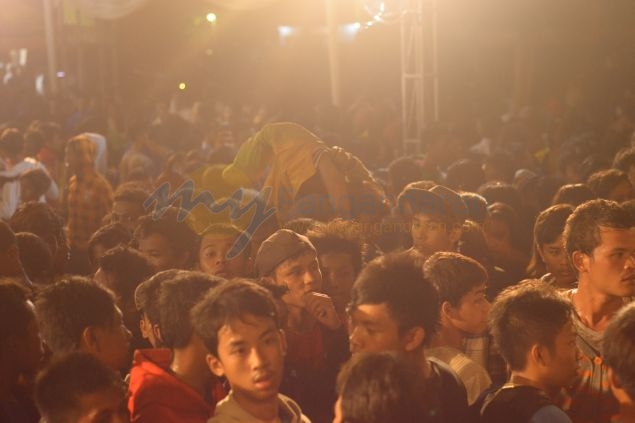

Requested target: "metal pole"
[
  {"left": 42, "top": 0, "right": 58, "bottom": 94},
  {"left": 325, "top": 0, "right": 341, "bottom": 106}
]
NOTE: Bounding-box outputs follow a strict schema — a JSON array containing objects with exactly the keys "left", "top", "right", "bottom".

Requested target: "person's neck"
[
  {"left": 169, "top": 344, "right": 211, "bottom": 399},
  {"left": 417, "top": 349, "right": 432, "bottom": 379},
  {"left": 233, "top": 390, "right": 280, "bottom": 423},
  {"left": 509, "top": 371, "right": 559, "bottom": 400},
  {"left": 429, "top": 321, "right": 464, "bottom": 350},
  {"left": 573, "top": 281, "right": 624, "bottom": 331}
]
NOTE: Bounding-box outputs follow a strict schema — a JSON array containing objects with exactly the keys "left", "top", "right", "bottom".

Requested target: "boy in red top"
[{"left": 127, "top": 271, "right": 226, "bottom": 423}]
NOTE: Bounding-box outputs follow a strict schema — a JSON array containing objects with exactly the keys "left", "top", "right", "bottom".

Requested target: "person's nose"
[
  {"left": 348, "top": 325, "right": 362, "bottom": 352},
  {"left": 249, "top": 346, "right": 269, "bottom": 370},
  {"left": 625, "top": 251, "right": 635, "bottom": 269}
]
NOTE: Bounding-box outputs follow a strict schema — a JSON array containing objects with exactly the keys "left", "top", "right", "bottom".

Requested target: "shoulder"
[{"left": 529, "top": 405, "right": 572, "bottom": 423}]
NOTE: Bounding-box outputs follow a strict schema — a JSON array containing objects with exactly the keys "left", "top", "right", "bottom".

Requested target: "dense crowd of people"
[{"left": 1, "top": 84, "right": 635, "bottom": 423}]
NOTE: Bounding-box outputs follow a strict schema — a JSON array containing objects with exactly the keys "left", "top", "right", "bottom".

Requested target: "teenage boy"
[
  {"left": 192, "top": 279, "right": 310, "bottom": 423},
  {"left": 397, "top": 185, "right": 468, "bottom": 258},
  {"left": 602, "top": 302, "right": 635, "bottom": 422},
  {"left": 334, "top": 352, "right": 431, "bottom": 423},
  {"left": 197, "top": 223, "right": 253, "bottom": 278},
  {"left": 563, "top": 199, "right": 635, "bottom": 423},
  {"left": 423, "top": 252, "right": 492, "bottom": 405},
  {"left": 134, "top": 269, "right": 186, "bottom": 348},
  {"left": 306, "top": 219, "right": 363, "bottom": 321},
  {"left": 481, "top": 280, "right": 578, "bottom": 423},
  {"left": 133, "top": 208, "right": 198, "bottom": 272},
  {"left": 348, "top": 253, "right": 470, "bottom": 422},
  {"left": 35, "top": 352, "right": 129, "bottom": 423},
  {"left": 255, "top": 229, "right": 348, "bottom": 423},
  {"left": 35, "top": 276, "right": 132, "bottom": 372},
  {"left": 128, "top": 272, "right": 225, "bottom": 423}
]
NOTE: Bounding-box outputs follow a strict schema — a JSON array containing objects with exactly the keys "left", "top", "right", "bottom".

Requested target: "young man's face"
[
  {"left": 208, "top": 314, "right": 285, "bottom": 405},
  {"left": 581, "top": 227, "right": 635, "bottom": 298},
  {"left": 92, "top": 307, "right": 132, "bottom": 372},
  {"left": 272, "top": 250, "right": 322, "bottom": 300},
  {"left": 410, "top": 214, "right": 458, "bottom": 257},
  {"left": 446, "top": 283, "right": 490, "bottom": 336},
  {"left": 348, "top": 303, "right": 411, "bottom": 354},
  {"left": 541, "top": 320, "right": 579, "bottom": 390},
  {"left": 75, "top": 387, "right": 129, "bottom": 423},
  {"left": 319, "top": 252, "right": 356, "bottom": 313},
  {"left": 539, "top": 235, "right": 576, "bottom": 287},
  {"left": 198, "top": 234, "right": 251, "bottom": 279},
  {"left": 138, "top": 233, "right": 188, "bottom": 272}
]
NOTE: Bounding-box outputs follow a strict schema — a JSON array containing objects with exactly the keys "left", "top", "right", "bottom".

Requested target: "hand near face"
[{"left": 303, "top": 292, "right": 341, "bottom": 330}]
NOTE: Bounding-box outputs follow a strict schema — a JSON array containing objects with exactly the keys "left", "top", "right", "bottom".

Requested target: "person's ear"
[
  {"left": 207, "top": 353, "right": 225, "bottom": 378},
  {"left": 402, "top": 327, "right": 425, "bottom": 352},
  {"left": 529, "top": 343, "right": 548, "bottom": 367},
  {"left": 152, "top": 324, "right": 163, "bottom": 344},
  {"left": 449, "top": 225, "right": 462, "bottom": 245},
  {"left": 80, "top": 326, "right": 99, "bottom": 353},
  {"left": 571, "top": 251, "right": 588, "bottom": 274},
  {"left": 440, "top": 301, "right": 456, "bottom": 321}
]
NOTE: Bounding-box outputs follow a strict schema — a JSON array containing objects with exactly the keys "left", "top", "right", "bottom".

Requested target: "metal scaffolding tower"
[{"left": 400, "top": 0, "right": 438, "bottom": 155}]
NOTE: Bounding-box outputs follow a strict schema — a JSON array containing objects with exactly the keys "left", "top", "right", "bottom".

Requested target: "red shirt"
[{"left": 128, "top": 349, "right": 226, "bottom": 423}]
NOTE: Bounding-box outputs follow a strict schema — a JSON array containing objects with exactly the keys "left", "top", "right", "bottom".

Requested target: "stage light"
[
  {"left": 206, "top": 13, "right": 217, "bottom": 23},
  {"left": 179, "top": 82, "right": 187, "bottom": 90},
  {"left": 277, "top": 25, "right": 294, "bottom": 39}
]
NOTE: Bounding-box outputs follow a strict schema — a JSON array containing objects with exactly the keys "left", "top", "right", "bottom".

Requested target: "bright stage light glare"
[
  {"left": 206, "top": 13, "right": 217, "bottom": 23},
  {"left": 178, "top": 82, "right": 187, "bottom": 90}
]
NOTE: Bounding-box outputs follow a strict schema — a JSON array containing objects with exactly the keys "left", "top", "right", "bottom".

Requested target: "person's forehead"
[
  {"left": 76, "top": 388, "right": 124, "bottom": 422},
  {"left": 412, "top": 213, "right": 444, "bottom": 223},
  {"left": 596, "top": 227, "right": 635, "bottom": 246},
  {"left": 201, "top": 234, "right": 239, "bottom": 249},
  {"left": 319, "top": 251, "right": 354, "bottom": 266},
  {"left": 139, "top": 233, "right": 171, "bottom": 249},
  {"left": 278, "top": 250, "right": 317, "bottom": 268},
  {"left": 218, "top": 315, "right": 277, "bottom": 342},
  {"left": 353, "top": 303, "right": 395, "bottom": 324}
]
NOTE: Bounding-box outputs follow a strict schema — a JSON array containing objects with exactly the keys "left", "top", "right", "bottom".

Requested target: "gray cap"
[{"left": 254, "top": 229, "right": 316, "bottom": 277}]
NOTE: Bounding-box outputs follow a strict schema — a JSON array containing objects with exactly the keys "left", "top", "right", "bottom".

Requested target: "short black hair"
[
  {"left": 88, "top": 223, "right": 132, "bottom": 266},
  {"left": 35, "top": 352, "right": 126, "bottom": 423},
  {"left": 15, "top": 232, "right": 53, "bottom": 283},
  {"left": 613, "top": 147, "right": 635, "bottom": 173},
  {"left": 564, "top": 199, "right": 633, "bottom": 259},
  {"left": 134, "top": 269, "right": 185, "bottom": 325},
  {"left": 133, "top": 208, "right": 198, "bottom": 264},
  {"left": 158, "top": 271, "right": 224, "bottom": 349},
  {"left": 336, "top": 352, "right": 431, "bottom": 423},
  {"left": 192, "top": 279, "right": 280, "bottom": 357},
  {"left": 113, "top": 183, "right": 150, "bottom": 205},
  {"left": 587, "top": 169, "right": 631, "bottom": 199},
  {"left": 551, "top": 183, "right": 596, "bottom": 207},
  {"left": 307, "top": 218, "right": 363, "bottom": 275},
  {"left": 10, "top": 202, "right": 65, "bottom": 249},
  {"left": 0, "top": 128, "right": 23, "bottom": 156},
  {"left": 602, "top": 302, "right": 635, "bottom": 401},
  {"left": 35, "top": 277, "right": 119, "bottom": 355},
  {"left": 527, "top": 204, "right": 574, "bottom": 278},
  {"left": 0, "top": 279, "right": 33, "bottom": 347},
  {"left": 0, "top": 220, "right": 16, "bottom": 253},
  {"left": 200, "top": 223, "right": 251, "bottom": 258},
  {"left": 423, "top": 252, "right": 488, "bottom": 307},
  {"left": 98, "top": 246, "right": 154, "bottom": 304},
  {"left": 489, "top": 280, "right": 572, "bottom": 371},
  {"left": 349, "top": 253, "right": 439, "bottom": 345}
]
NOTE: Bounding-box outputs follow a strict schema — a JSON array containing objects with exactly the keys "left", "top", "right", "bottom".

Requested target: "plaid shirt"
[{"left": 66, "top": 170, "right": 113, "bottom": 250}]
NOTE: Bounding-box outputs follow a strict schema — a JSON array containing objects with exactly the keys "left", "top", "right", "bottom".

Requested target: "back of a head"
[
  {"left": 445, "top": 158, "right": 485, "bottom": 193},
  {"left": 0, "top": 279, "right": 32, "bottom": 349},
  {"left": 423, "top": 251, "right": 488, "bottom": 306},
  {"left": 192, "top": 279, "right": 280, "bottom": 357},
  {"left": 563, "top": 199, "right": 633, "bottom": 258},
  {"left": 88, "top": 223, "right": 132, "bottom": 260},
  {"left": 336, "top": 352, "right": 431, "bottom": 423},
  {"left": 0, "top": 128, "right": 24, "bottom": 157},
  {"left": 0, "top": 220, "right": 16, "bottom": 253},
  {"left": 478, "top": 182, "right": 523, "bottom": 214},
  {"left": 35, "top": 277, "right": 117, "bottom": 355},
  {"left": 387, "top": 156, "right": 424, "bottom": 197},
  {"left": 587, "top": 169, "right": 631, "bottom": 200},
  {"left": 10, "top": 201, "right": 64, "bottom": 245},
  {"left": 350, "top": 253, "right": 439, "bottom": 344},
  {"left": 602, "top": 302, "right": 635, "bottom": 401},
  {"left": 16, "top": 232, "right": 53, "bottom": 283},
  {"left": 158, "top": 271, "right": 224, "bottom": 349},
  {"left": 551, "top": 184, "right": 596, "bottom": 207},
  {"left": 134, "top": 269, "right": 187, "bottom": 326},
  {"left": 35, "top": 352, "right": 126, "bottom": 423},
  {"left": 98, "top": 246, "right": 154, "bottom": 302},
  {"left": 489, "top": 280, "right": 572, "bottom": 371}
]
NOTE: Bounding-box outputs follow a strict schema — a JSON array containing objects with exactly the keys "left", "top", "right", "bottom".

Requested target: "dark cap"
[{"left": 254, "top": 229, "right": 316, "bottom": 277}]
